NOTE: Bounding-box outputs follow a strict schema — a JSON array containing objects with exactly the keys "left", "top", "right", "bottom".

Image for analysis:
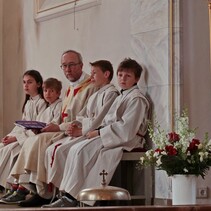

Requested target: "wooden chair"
[{"left": 120, "top": 149, "right": 154, "bottom": 205}]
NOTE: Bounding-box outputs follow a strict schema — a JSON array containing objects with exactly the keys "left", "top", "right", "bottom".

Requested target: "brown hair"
[
  {"left": 90, "top": 60, "right": 114, "bottom": 81},
  {"left": 117, "top": 58, "right": 143, "bottom": 79},
  {"left": 43, "top": 78, "right": 62, "bottom": 93}
]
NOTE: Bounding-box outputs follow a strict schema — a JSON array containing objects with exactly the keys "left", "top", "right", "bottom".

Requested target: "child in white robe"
[
  {"left": 42, "top": 58, "right": 150, "bottom": 208},
  {"left": 0, "top": 77, "right": 62, "bottom": 204},
  {"left": 0, "top": 70, "right": 46, "bottom": 199}
]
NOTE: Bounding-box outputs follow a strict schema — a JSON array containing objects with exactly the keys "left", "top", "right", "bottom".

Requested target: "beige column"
[
  {"left": 0, "top": 0, "right": 3, "bottom": 138},
  {"left": 208, "top": 1, "right": 211, "bottom": 73}
]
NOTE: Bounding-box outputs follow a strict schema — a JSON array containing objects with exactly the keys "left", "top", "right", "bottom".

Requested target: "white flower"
[
  {"left": 187, "top": 151, "right": 191, "bottom": 156},
  {"left": 161, "top": 151, "right": 167, "bottom": 155},
  {"left": 208, "top": 139, "right": 211, "bottom": 146},
  {"left": 156, "top": 157, "right": 162, "bottom": 166},
  {"left": 153, "top": 151, "right": 160, "bottom": 158},
  {"left": 140, "top": 157, "right": 145, "bottom": 164},
  {"left": 204, "top": 152, "right": 209, "bottom": 157},
  {"left": 177, "top": 117, "right": 189, "bottom": 132},
  {"left": 184, "top": 168, "right": 188, "bottom": 173},
  {"left": 139, "top": 109, "right": 211, "bottom": 178},
  {"left": 146, "top": 149, "right": 153, "bottom": 157},
  {"left": 200, "top": 156, "right": 203, "bottom": 162},
  {"left": 199, "top": 152, "right": 209, "bottom": 162},
  {"left": 198, "top": 144, "right": 203, "bottom": 150}
]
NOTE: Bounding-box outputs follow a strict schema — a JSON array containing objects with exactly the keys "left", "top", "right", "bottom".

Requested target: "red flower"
[
  {"left": 155, "top": 148, "right": 163, "bottom": 154},
  {"left": 187, "top": 138, "right": 200, "bottom": 153},
  {"left": 168, "top": 132, "right": 180, "bottom": 143},
  {"left": 165, "top": 145, "right": 178, "bottom": 156}
]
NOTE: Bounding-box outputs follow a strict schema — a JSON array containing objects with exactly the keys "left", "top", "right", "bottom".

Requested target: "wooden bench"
[
  {"left": 121, "top": 150, "right": 153, "bottom": 205},
  {"left": 110, "top": 149, "right": 154, "bottom": 205}
]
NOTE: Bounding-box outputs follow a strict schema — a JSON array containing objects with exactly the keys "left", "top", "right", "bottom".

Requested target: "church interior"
[{"left": 0, "top": 0, "right": 211, "bottom": 210}]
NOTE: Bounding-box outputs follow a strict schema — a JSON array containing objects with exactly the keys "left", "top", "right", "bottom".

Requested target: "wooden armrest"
[{"left": 123, "top": 147, "right": 146, "bottom": 153}]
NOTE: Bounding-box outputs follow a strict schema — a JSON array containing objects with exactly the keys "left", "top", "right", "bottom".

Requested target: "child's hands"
[
  {"left": 2, "top": 136, "right": 17, "bottom": 145},
  {"left": 65, "top": 123, "right": 82, "bottom": 137},
  {"left": 86, "top": 130, "right": 99, "bottom": 139},
  {"left": 31, "top": 129, "right": 41, "bottom": 134},
  {"left": 41, "top": 123, "right": 60, "bottom": 132}
]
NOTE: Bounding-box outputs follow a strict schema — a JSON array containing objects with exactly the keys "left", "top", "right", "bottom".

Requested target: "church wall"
[
  {"left": 183, "top": 0, "right": 211, "bottom": 140},
  {"left": 182, "top": 0, "right": 211, "bottom": 204},
  {"left": 130, "top": 0, "right": 173, "bottom": 201},
  {"left": 1, "top": 0, "right": 131, "bottom": 135},
  {"left": 2, "top": 0, "right": 25, "bottom": 135},
  {"left": 1, "top": 0, "right": 211, "bottom": 204},
  {"left": 0, "top": 0, "right": 3, "bottom": 137}
]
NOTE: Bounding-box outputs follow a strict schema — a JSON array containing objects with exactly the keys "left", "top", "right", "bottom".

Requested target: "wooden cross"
[{"left": 99, "top": 169, "right": 108, "bottom": 186}]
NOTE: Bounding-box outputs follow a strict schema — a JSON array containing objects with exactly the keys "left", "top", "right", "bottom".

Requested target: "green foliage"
[{"left": 139, "top": 110, "right": 211, "bottom": 179}]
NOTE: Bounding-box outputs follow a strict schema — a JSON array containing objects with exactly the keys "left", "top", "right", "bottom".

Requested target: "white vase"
[{"left": 171, "top": 174, "right": 196, "bottom": 205}]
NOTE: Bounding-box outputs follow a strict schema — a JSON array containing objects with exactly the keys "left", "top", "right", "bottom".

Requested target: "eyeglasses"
[{"left": 60, "top": 62, "right": 81, "bottom": 70}]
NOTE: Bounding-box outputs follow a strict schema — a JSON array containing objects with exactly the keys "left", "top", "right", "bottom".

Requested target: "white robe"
[
  {"left": 59, "top": 85, "right": 150, "bottom": 199},
  {"left": 7, "top": 99, "right": 62, "bottom": 192},
  {"left": 36, "top": 98, "right": 62, "bottom": 125},
  {"left": 10, "top": 74, "right": 97, "bottom": 197},
  {"left": 0, "top": 95, "right": 47, "bottom": 188},
  {"left": 45, "top": 84, "right": 119, "bottom": 189}
]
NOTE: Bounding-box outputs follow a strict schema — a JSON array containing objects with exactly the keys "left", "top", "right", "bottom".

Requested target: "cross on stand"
[{"left": 99, "top": 169, "right": 108, "bottom": 186}]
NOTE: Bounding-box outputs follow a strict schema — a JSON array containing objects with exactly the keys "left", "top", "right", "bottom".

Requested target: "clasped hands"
[
  {"left": 65, "top": 123, "right": 99, "bottom": 139},
  {"left": 65, "top": 123, "right": 82, "bottom": 138}
]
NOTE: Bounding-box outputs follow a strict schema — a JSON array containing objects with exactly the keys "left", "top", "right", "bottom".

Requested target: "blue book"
[{"left": 15, "top": 120, "right": 46, "bottom": 130}]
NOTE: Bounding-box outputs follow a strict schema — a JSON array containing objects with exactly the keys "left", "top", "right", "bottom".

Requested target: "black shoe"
[
  {"left": 0, "top": 191, "right": 27, "bottom": 204},
  {"left": 0, "top": 186, "right": 4, "bottom": 193},
  {"left": 41, "top": 196, "right": 78, "bottom": 208},
  {"left": 0, "top": 189, "right": 14, "bottom": 200},
  {"left": 18, "top": 194, "right": 52, "bottom": 207}
]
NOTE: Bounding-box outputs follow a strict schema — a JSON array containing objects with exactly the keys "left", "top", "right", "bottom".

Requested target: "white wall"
[
  {"left": 22, "top": 0, "right": 132, "bottom": 90},
  {"left": 2, "top": 0, "right": 134, "bottom": 134}
]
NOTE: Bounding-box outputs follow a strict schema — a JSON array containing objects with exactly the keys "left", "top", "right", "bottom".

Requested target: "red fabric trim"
[
  {"left": 17, "top": 185, "right": 27, "bottom": 191},
  {"left": 50, "top": 143, "right": 62, "bottom": 167},
  {"left": 66, "top": 87, "right": 70, "bottom": 97},
  {"left": 11, "top": 184, "right": 19, "bottom": 190},
  {"left": 61, "top": 112, "right": 68, "bottom": 122},
  {"left": 48, "top": 183, "right": 53, "bottom": 192},
  {"left": 73, "top": 86, "right": 82, "bottom": 96},
  {"left": 136, "top": 133, "right": 144, "bottom": 138},
  {"left": 73, "top": 78, "right": 92, "bottom": 96}
]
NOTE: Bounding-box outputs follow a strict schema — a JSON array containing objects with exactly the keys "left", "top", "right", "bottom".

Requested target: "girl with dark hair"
[
  {"left": 21, "top": 69, "right": 45, "bottom": 114},
  {"left": 0, "top": 70, "right": 47, "bottom": 202}
]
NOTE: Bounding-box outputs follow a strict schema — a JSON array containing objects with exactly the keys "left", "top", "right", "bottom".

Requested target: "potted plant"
[{"left": 139, "top": 110, "right": 211, "bottom": 205}]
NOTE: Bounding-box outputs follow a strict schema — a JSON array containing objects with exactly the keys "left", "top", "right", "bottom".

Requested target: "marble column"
[{"left": 130, "top": 0, "right": 181, "bottom": 200}]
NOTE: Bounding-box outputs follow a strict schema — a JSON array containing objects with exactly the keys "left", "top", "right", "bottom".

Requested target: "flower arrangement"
[{"left": 139, "top": 110, "right": 211, "bottom": 179}]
